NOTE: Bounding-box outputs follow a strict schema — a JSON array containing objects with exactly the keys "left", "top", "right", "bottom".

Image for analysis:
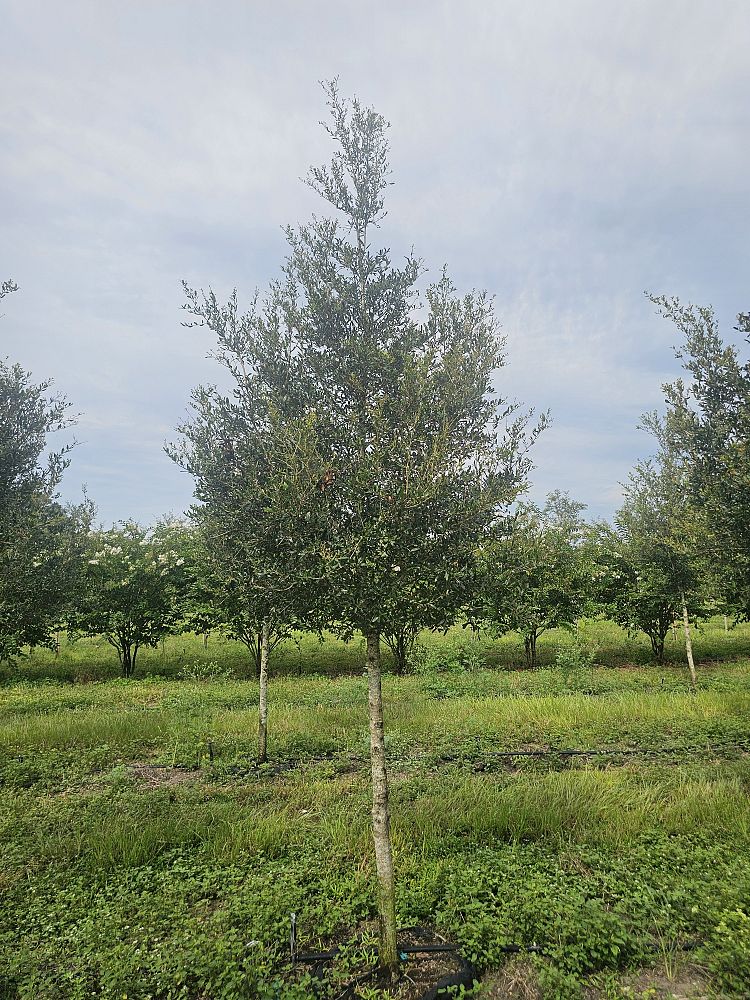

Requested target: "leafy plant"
[
  {"left": 179, "top": 659, "right": 233, "bottom": 682},
  {"left": 701, "top": 908, "right": 750, "bottom": 993}
]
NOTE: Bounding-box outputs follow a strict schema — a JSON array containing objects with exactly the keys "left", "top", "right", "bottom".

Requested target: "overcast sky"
[{"left": 1, "top": 0, "right": 748, "bottom": 527}]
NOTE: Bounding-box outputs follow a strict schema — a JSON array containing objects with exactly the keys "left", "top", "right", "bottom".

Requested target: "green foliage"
[
  {"left": 701, "top": 908, "right": 750, "bottom": 993},
  {"left": 178, "top": 659, "right": 234, "bottom": 682},
  {"left": 0, "top": 342, "right": 91, "bottom": 661},
  {"left": 176, "top": 82, "right": 541, "bottom": 648},
  {"left": 4, "top": 666, "right": 750, "bottom": 995},
  {"left": 7, "top": 615, "right": 750, "bottom": 683},
  {"left": 478, "top": 492, "right": 591, "bottom": 668},
  {"left": 649, "top": 296, "right": 750, "bottom": 618},
  {"left": 554, "top": 634, "right": 597, "bottom": 692},
  {"left": 591, "top": 458, "right": 708, "bottom": 665},
  {"left": 412, "top": 634, "right": 485, "bottom": 698},
  {"left": 413, "top": 634, "right": 485, "bottom": 675}
]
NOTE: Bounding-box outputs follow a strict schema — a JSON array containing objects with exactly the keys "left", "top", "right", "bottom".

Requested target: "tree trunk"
[
  {"left": 254, "top": 634, "right": 262, "bottom": 680},
  {"left": 258, "top": 620, "right": 270, "bottom": 764},
  {"left": 649, "top": 630, "right": 666, "bottom": 665},
  {"left": 121, "top": 643, "right": 133, "bottom": 678},
  {"left": 366, "top": 630, "right": 398, "bottom": 973},
  {"left": 724, "top": 615, "right": 729, "bottom": 634},
  {"left": 681, "top": 594, "right": 697, "bottom": 690},
  {"left": 394, "top": 633, "right": 407, "bottom": 675},
  {"left": 524, "top": 632, "right": 538, "bottom": 669},
  {"left": 203, "top": 631, "right": 209, "bottom": 649}
]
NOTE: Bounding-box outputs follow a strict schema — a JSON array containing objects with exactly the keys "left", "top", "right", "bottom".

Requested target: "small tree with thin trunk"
[
  {"left": 477, "top": 492, "right": 590, "bottom": 669},
  {"left": 172, "top": 83, "right": 541, "bottom": 972},
  {"left": 169, "top": 327, "right": 327, "bottom": 763},
  {"left": 0, "top": 283, "right": 92, "bottom": 661},
  {"left": 607, "top": 460, "right": 706, "bottom": 682}
]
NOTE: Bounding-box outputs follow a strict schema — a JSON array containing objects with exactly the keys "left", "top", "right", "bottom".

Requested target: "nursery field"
[
  {"left": 3, "top": 627, "right": 750, "bottom": 999},
  {"left": 7, "top": 615, "right": 750, "bottom": 683}
]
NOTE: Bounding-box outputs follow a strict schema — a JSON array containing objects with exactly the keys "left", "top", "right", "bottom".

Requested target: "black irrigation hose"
[
  {"left": 294, "top": 943, "right": 546, "bottom": 963},
  {"left": 294, "top": 923, "right": 702, "bottom": 1000},
  {"left": 419, "top": 955, "right": 477, "bottom": 1000},
  {"left": 304, "top": 952, "right": 478, "bottom": 1000},
  {"left": 294, "top": 925, "right": 544, "bottom": 1000}
]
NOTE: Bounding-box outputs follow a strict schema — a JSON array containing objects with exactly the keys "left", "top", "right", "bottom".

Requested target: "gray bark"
[
  {"left": 366, "top": 630, "right": 398, "bottom": 972},
  {"left": 681, "top": 594, "right": 697, "bottom": 689},
  {"left": 258, "top": 620, "right": 270, "bottom": 763}
]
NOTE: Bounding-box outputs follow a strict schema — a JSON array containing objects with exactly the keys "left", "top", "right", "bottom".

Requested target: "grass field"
[
  {"left": 6, "top": 615, "right": 750, "bottom": 684},
  {"left": 3, "top": 622, "right": 750, "bottom": 998}
]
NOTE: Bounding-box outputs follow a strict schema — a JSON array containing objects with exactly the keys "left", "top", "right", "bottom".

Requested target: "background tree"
[
  {"left": 0, "top": 286, "right": 91, "bottom": 661},
  {"left": 594, "top": 460, "right": 706, "bottom": 681},
  {"left": 647, "top": 296, "right": 750, "bottom": 619},
  {"left": 169, "top": 322, "right": 328, "bottom": 763},
  {"left": 168, "top": 520, "right": 295, "bottom": 669},
  {"left": 70, "top": 520, "right": 189, "bottom": 677},
  {"left": 382, "top": 623, "right": 420, "bottom": 676},
  {"left": 477, "top": 492, "right": 590, "bottom": 668}
]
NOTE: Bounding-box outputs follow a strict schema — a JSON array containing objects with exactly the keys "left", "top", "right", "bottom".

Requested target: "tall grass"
[
  {"left": 6, "top": 616, "right": 750, "bottom": 683},
  {"left": 3, "top": 681, "right": 750, "bottom": 759},
  {"left": 13, "top": 760, "right": 749, "bottom": 876}
]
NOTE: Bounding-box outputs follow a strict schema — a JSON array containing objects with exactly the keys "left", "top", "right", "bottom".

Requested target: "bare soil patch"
[
  {"left": 583, "top": 962, "right": 710, "bottom": 998},
  {"left": 129, "top": 763, "right": 198, "bottom": 788},
  {"left": 480, "top": 957, "right": 542, "bottom": 998}
]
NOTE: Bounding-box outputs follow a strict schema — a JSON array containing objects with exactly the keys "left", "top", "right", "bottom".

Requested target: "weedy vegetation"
[{"left": 3, "top": 623, "right": 750, "bottom": 998}]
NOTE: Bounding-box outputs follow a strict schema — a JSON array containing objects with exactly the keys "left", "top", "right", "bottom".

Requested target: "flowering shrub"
[{"left": 69, "top": 521, "right": 191, "bottom": 677}]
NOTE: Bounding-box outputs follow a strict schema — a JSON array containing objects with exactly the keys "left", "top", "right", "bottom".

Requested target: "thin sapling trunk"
[
  {"left": 366, "top": 630, "right": 398, "bottom": 973},
  {"left": 523, "top": 631, "right": 539, "bottom": 669},
  {"left": 258, "top": 620, "right": 270, "bottom": 764},
  {"left": 681, "top": 594, "right": 697, "bottom": 689}
]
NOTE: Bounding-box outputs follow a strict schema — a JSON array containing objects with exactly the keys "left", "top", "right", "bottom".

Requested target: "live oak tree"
[
  {"left": 0, "top": 283, "right": 92, "bottom": 662},
  {"left": 599, "top": 460, "right": 705, "bottom": 681},
  {"left": 69, "top": 520, "right": 190, "bottom": 677},
  {"left": 169, "top": 327, "right": 327, "bottom": 764},
  {"left": 172, "top": 521, "right": 291, "bottom": 672},
  {"left": 173, "top": 83, "right": 540, "bottom": 971},
  {"left": 477, "top": 492, "right": 590, "bottom": 668},
  {"left": 647, "top": 296, "right": 750, "bottom": 619}
]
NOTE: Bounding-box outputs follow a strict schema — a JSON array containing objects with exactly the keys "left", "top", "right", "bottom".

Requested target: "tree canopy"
[
  {"left": 647, "top": 296, "right": 750, "bottom": 616},
  {"left": 0, "top": 284, "right": 91, "bottom": 661},
  {"left": 477, "top": 491, "right": 590, "bottom": 668}
]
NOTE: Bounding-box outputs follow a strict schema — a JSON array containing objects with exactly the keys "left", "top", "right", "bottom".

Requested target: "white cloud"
[{"left": 1, "top": 0, "right": 748, "bottom": 525}]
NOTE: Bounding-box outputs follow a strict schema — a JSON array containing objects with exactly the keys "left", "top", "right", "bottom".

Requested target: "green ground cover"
[
  {"left": 5, "top": 615, "right": 750, "bottom": 684},
  {"left": 2, "top": 630, "right": 750, "bottom": 997}
]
